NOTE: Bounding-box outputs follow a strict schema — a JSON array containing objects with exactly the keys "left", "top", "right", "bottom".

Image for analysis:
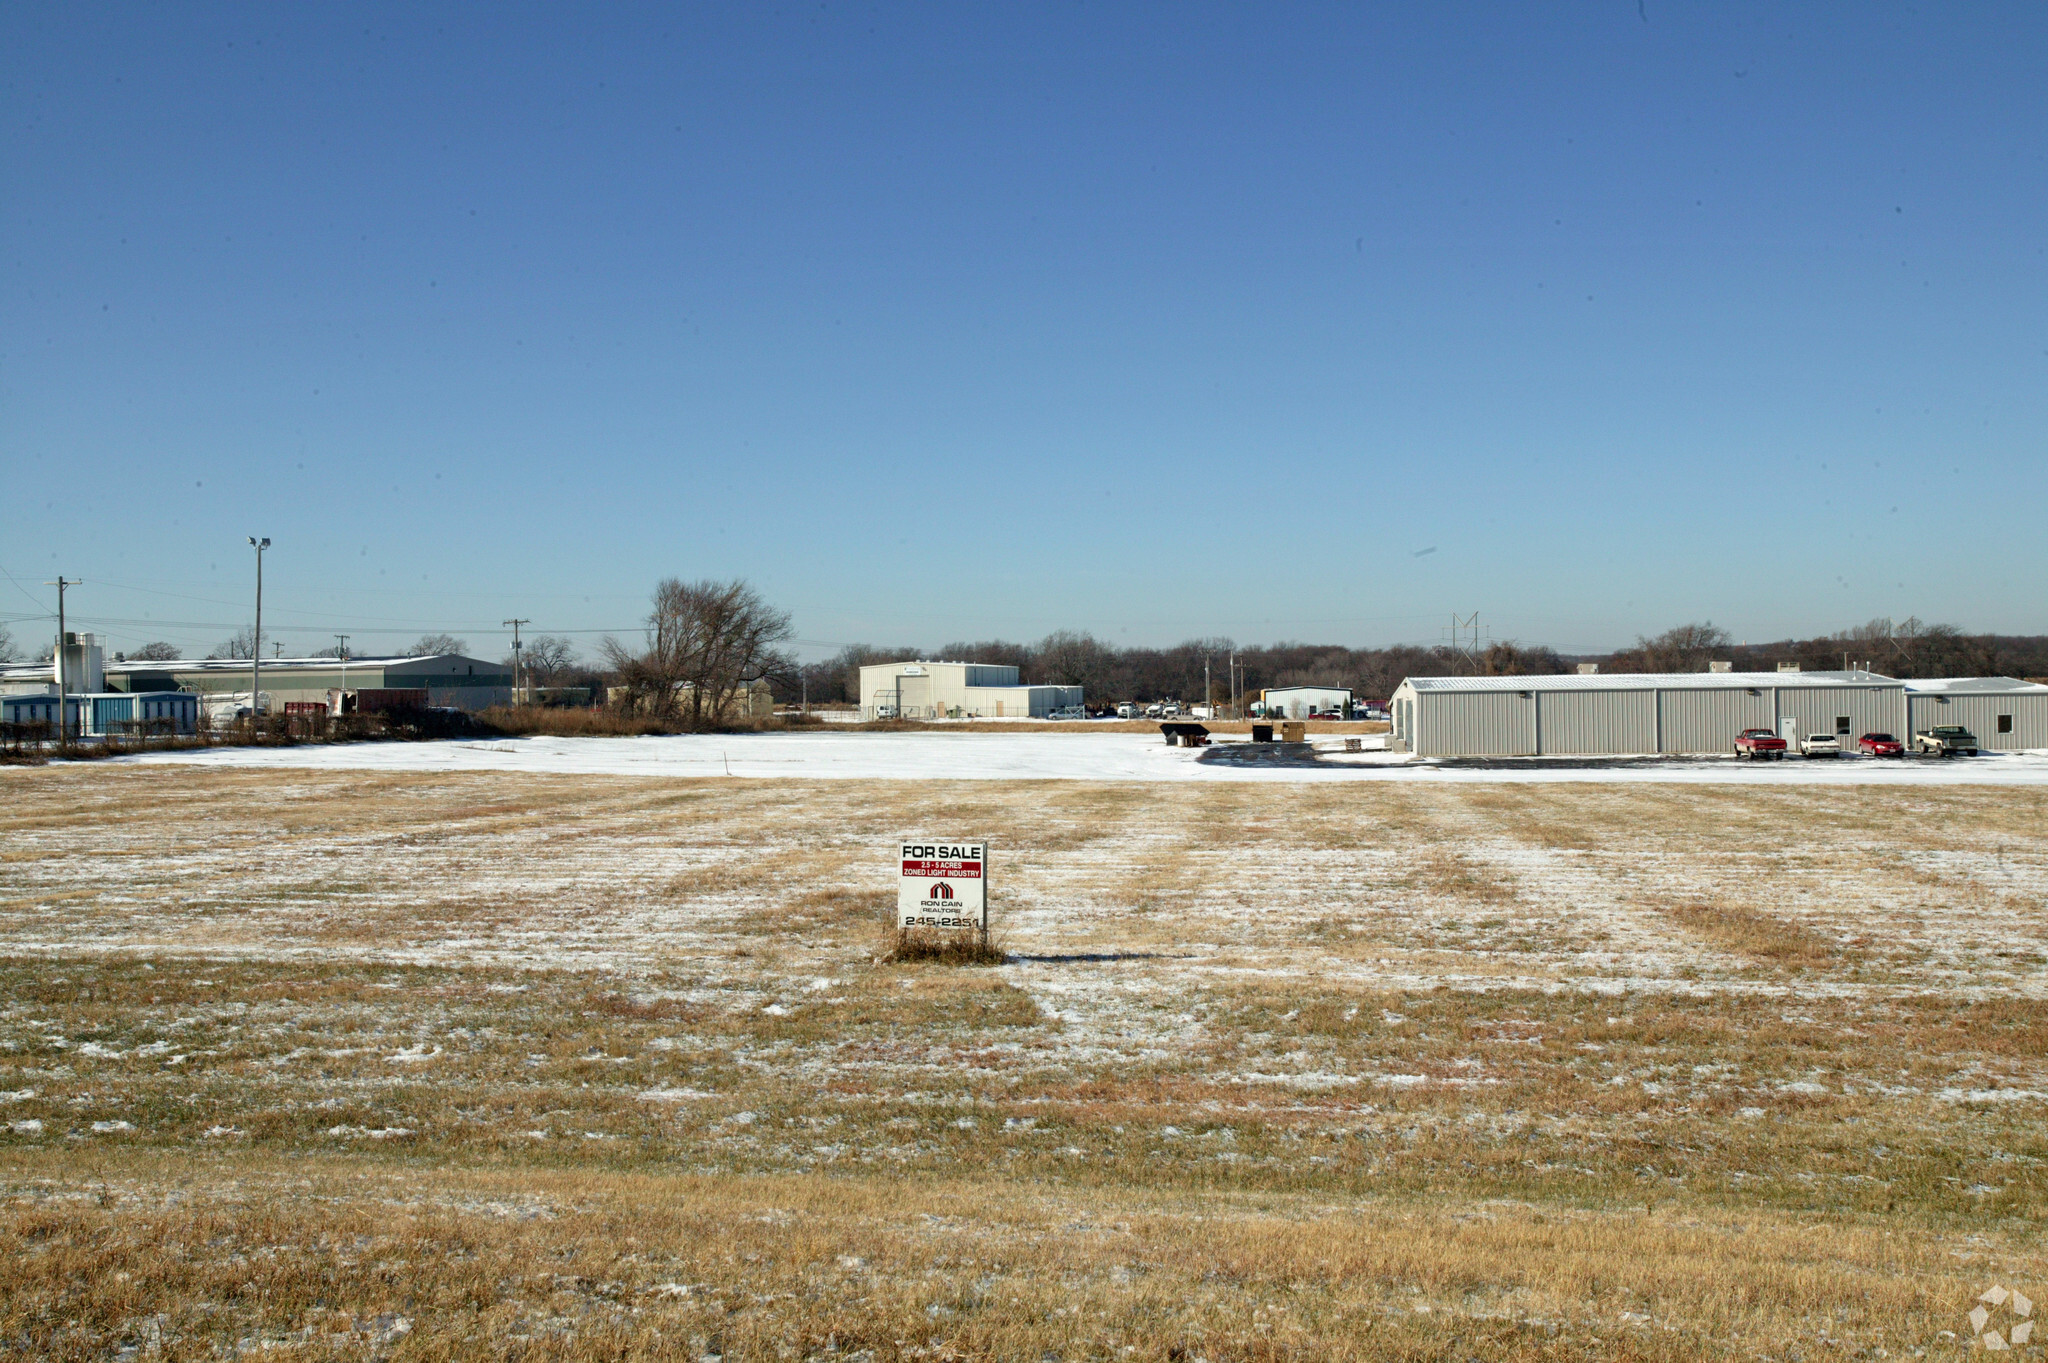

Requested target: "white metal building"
[
  {"left": 1256, "top": 686, "right": 1353, "bottom": 719},
  {"left": 1389, "top": 671, "right": 1907, "bottom": 757},
  {"left": 858, "top": 660, "right": 1082, "bottom": 720},
  {"left": 1903, "top": 677, "right": 2048, "bottom": 751}
]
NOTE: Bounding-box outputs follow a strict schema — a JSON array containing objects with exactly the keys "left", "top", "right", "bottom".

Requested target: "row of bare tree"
[
  {"left": 786, "top": 619, "right": 2048, "bottom": 707},
  {"left": 14, "top": 593, "right": 2036, "bottom": 715}
]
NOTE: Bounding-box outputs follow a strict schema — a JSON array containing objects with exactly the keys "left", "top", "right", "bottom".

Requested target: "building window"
[
  {"left": 1998, "top": 714, "right": 2013, "bottom": 734},
  {"left": 1835, "top": 716, "right": 1851, "bottom": 735}
]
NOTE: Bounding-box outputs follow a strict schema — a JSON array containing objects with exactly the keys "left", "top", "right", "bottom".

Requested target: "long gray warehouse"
[
  {"left": 0, "top": 645, "right": 512, "bottom": 713},
  {"left": 1904, "top": 676, "right": 2048, "bottom": 749},
  {"left": 1389, "top": 670, "right": 2048, "bottom": 757}
]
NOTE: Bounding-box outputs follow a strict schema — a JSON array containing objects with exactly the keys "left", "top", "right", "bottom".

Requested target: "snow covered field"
[
  {"left": 4, "top": 763, "right": 2043, "bottom": 1356},
  {"left": 107, "top": 729, "right": 2048, "bottom": 784}
]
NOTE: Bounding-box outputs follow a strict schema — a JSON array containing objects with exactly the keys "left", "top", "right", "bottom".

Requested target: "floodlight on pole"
[
  {"left": 248, "top": 538, "right": 269, "bottom": 726},
  {"left": 45, "top": 577, "right": 79, "bottom": 747}
]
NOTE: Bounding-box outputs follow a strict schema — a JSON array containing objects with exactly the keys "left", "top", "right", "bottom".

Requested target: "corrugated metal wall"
[
  {"left": 1656, "top": 688, "right": 1776, "bottom": 754},
  {"left": 1908, "top": 694, "right": 2048, "bottom": 751},
  {"left": 1775, "top": 687, "right": 1903, "bottom": 747},
  {"left": 1417, "top": 692, "right": 1533, "bottom": 756},
  {"left": 1536, "top": 690, "right": 1657, "bottom": 754}
]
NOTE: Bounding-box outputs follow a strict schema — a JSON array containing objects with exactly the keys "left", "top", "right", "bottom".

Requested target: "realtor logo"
[
  {"left": 1971, "top": 1285, "right": 2034, "bottom": 1351},
  {"left": 928, "top": 882, "right": 954, "bottom": 901}
]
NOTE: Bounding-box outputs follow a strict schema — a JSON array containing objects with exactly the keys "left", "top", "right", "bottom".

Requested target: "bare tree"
[
  {"left": 0, "top": 623, "right": 18, "bottom": 663},
  {"left": 208, "top": 625, "right": 257, "bottom": 660},
  {"left": 130, "top": 641, "right": 182, "bottom": 661},
  {"left": 407, "top": 634, "right": 469, "bottom": 657},
  {"left": 1481, "top": 641, "right": 1565, "bottom": 675},
  {"left": 515, "top": 635, "right": 579, "bottom": 685},
  {"left": 1033, "top": 630, "right": 1121, "bottom": 695},
  {"left": 1622, "top": 622, "right": 1732, "bottom": 673},
  {"left": 601, "top": 579, "right": 793, "bottom": 725}
]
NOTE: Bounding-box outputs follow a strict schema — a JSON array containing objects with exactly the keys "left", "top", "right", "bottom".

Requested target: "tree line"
[
  {"left": 10, "top": 597, "right": 2042, "bottom": 710},
  {"left": 787, "top": 618, "right": 2048, "bottom": 707}
]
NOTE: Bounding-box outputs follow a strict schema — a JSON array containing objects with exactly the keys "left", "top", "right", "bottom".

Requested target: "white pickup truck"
[{"left": 1912, "top": 725, "right": 1980, "bottom": 757}]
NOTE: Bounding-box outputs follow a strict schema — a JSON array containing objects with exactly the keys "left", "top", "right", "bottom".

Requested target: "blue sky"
[{"left": 4, "top": 3, "right": 2044, "bottom": 662}]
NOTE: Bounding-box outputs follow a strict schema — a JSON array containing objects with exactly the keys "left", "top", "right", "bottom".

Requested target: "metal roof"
[
  {"left": 102, "top": 653, "right": 491, "bottom": 673},
  {"left": 1399, "top": 670, "right": 1898, "bottom": 693},
  {"left": 1900, "top": 676, "right": 2048, "bottom": 694},
  {"left": 0, "top": 655, "right": 487, "bottom": 679}
]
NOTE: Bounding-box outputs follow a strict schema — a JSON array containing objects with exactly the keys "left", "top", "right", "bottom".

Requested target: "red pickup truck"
[{"left": 1734, "top": 728, "right": 1788, "bottom": 760}]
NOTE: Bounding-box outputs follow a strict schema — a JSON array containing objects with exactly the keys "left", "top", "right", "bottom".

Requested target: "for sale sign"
[{"left": 898, "top": 841, "right": 987, "bottom": 931}]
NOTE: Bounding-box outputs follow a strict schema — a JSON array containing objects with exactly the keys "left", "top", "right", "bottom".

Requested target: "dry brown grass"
[
  {"left": 1652, "top": 898, "right": 1840, "bottom": 968},
  {"left": 881, "top": 926, "right": 1007, "bottom": 965},
  {"left": 5, "top": 1148, "right": 2031, "bottom": 1362},
  {"left": 3, "top": 767, "right": 2046, "bottom": 1356}
]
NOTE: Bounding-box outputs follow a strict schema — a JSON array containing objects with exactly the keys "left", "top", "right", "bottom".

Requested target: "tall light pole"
[
  {"left": 248, "top": 538, "right": 269, "bottom": 726},
  {"left": 45, "top": 577, "right": 79, "bottom": 746},
  {"left": 503, "top": 618, "right": 530, "bottom": 703},
  {"left": 334, "top": 634, "right": 350, "bottom": 713}
]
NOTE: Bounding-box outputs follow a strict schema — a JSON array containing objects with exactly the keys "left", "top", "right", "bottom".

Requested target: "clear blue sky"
[{"left": 4, "top": 3, "right": 2044, "bottom": 662}]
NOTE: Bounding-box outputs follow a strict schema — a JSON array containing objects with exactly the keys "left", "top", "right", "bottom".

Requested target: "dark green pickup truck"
[{"left": 1912, "top": 725, "right": 1980, "bottom": 757}]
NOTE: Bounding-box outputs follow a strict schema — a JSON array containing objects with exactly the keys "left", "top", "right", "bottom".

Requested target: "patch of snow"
[
  {"left": 326, "top": 1125, "right": 414, "bottom": 1139},
  {"left": 383, "top": 1044, "right": 442, "bottom": 1063},
  {"left": 110, "top": 732, "right": 2048, "bottom": 785}
]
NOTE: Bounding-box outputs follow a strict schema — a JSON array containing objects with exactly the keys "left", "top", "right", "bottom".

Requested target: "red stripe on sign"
[{"left": 901, "top": 860, "right": 982, "bottom": 877}]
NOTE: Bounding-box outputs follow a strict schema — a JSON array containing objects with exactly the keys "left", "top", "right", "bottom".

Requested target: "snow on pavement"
[{"left": 102, "top": 731, "right": 2048, "bottom": 784}]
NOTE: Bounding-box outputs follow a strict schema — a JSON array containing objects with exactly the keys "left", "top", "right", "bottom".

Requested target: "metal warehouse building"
[
  {"left": 2, "top": 650, "right": 513, "bottom": 713},
  {"left": 1388, "top": 671, "right": 1907, "bottom": 757},
  {"left": 104, "top": 654, "right": 513, "bottom": 712},
  {"left": 1904, "top": 677, "right": 2048, "bottom": 751},
  {"left": 859, "top": 660, "right": 1082, "bottom": 720}
]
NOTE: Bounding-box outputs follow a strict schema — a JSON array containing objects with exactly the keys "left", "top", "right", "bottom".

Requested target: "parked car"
[
  {"left": 1858, "top": 732, "right": 1904, "bottom": 757},
  {"left": 1734, "top": 728, "right": 1788, "bottom": 759},
  {"left": 1912, "top": 725, "right": 1980, "bottom": 757},
  {"left": 1116, "top": 703, "right": 1137, "bottom": 719},
  {"left": 1799, "top": 732, "right": 1842, "bottom": 757}
]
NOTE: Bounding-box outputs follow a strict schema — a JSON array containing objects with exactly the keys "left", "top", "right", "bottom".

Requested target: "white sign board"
[{"left": 898, "top": 841, "right": 987, "bottom": 931}]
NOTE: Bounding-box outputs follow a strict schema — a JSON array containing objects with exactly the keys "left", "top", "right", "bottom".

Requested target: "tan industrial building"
[
  {"left": 859, "top": 660, "right": 1083, "bottom": 720},
  {"left": 1255, "top": 685, "right": 1353, "bottom": 719}
]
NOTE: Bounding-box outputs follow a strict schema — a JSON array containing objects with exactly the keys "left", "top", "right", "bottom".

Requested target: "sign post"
[{"left": 897, "top": 840, "right": 988, "bottom": 948}]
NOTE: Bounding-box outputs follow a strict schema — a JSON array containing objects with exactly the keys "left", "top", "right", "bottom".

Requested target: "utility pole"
[
  {"left": 335, "top": 635, "right": 350, "bottom": 714},
  {"left": 503, "top": 618, "right": 531, "bottom": 703},
  {"left": 1204, "top": 655, "right": 1211, "bottom": 719},
  {"left": 248, "top": 538, "right": 269, "bottom": 727},
  {"left": 46, "top": 577, "right": 78, "bottom": 747}
]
